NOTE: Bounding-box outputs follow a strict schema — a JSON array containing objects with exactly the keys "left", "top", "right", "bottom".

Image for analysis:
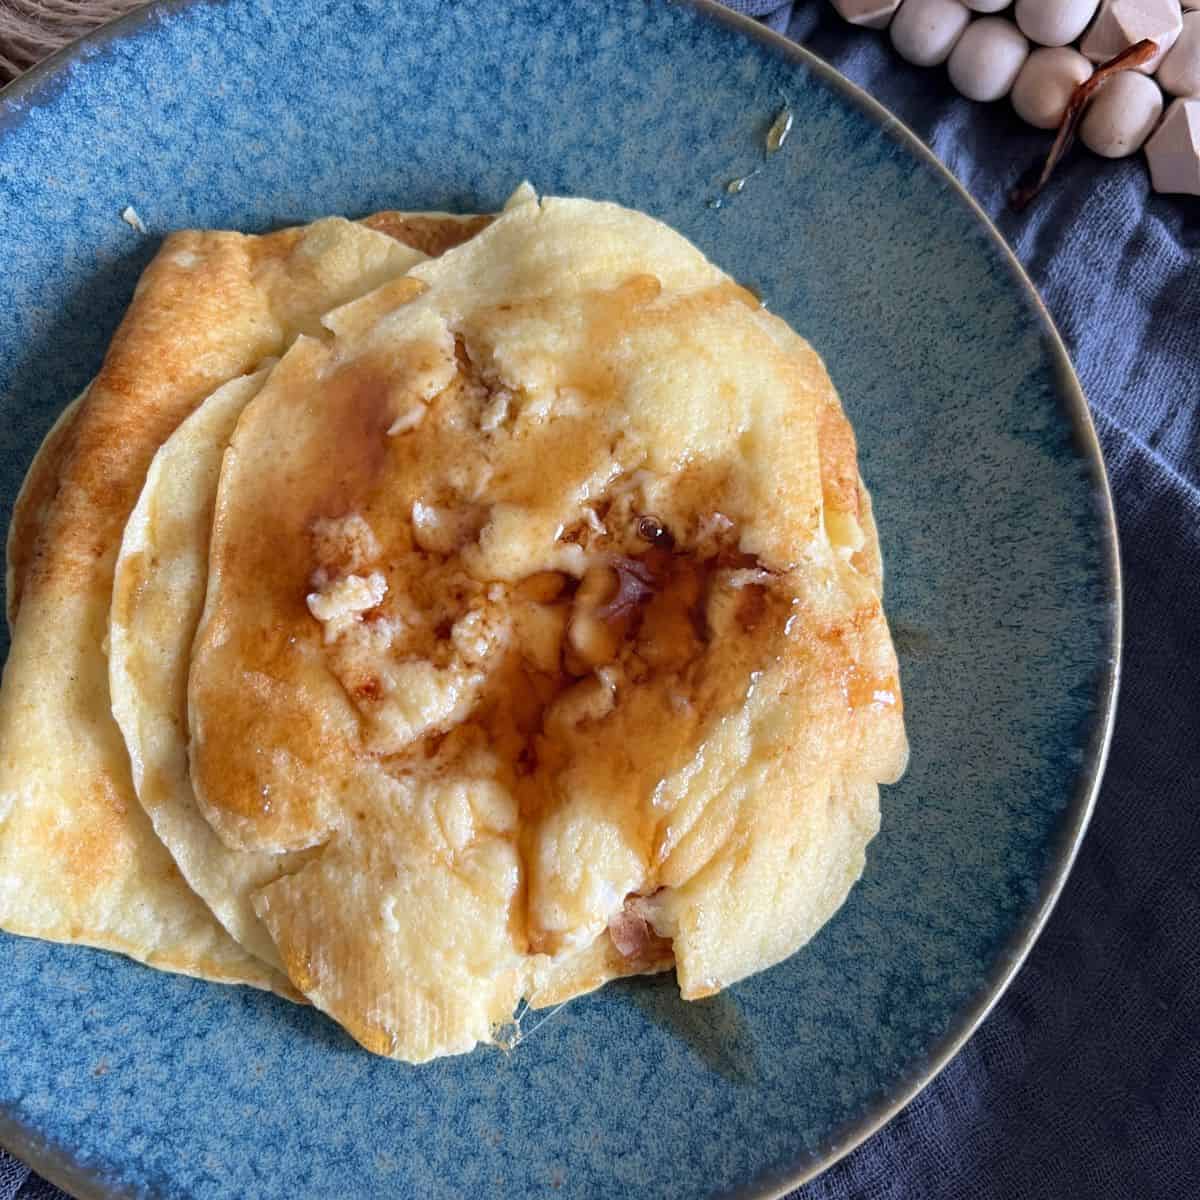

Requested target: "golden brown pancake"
[
  {"left": 4, "top": 214, "right": 495, "bottom": 632},
  {"left": 186, "top": 190, "right": 907, "bottom": 1059},
  {"left": 0, "top": 211, "right": 486, "bottom": 993},
  {"left": 5, "top": 389, "right": 84, "bottom": 629},
  {"left": 109, "top": 366, "right": 305, "bottom": 971}
]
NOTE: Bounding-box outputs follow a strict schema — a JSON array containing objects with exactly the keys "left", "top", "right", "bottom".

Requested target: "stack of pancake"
[{"left": 0, "top": 186, "right": 907, "bottom": 1062}]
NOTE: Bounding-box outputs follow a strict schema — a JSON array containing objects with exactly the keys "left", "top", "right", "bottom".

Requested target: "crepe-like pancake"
[
  {"left": 106, "top": 362, "right": 867, "bottom": 1021},
  {"left": 0, "top": 211, "right": 486, "bottom": 991},
  {"left": 109, "top": 366, "right": 305, "bottom": 970},
  {"left": 187, "top": 190, "right": 907, "bottom": 1059},
  {"left": 6, "top": 389, "right": 85, "bottom": 629},
  {"left": 108, "top": 286, "right": 672, "bottom": 996},
  {"left": 5, "top": 215, "right": 494, "bottom": 633}
]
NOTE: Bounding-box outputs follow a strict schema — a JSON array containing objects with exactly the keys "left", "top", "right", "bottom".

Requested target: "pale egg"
[
  {"left": 948, "top": 17, "right": 1030, "bottom": 102},
  {"left": 1079, "top": 69, "right": 1164, "bottom": 156},
  {"left": 890, "top": 0, "right": 972, "bottom": 66},
  {"left": 1011, "top": 46, "right": 1094, "bottom": 128},
  {"left": 1014, "top": 0, "right": 1100, "bottom": 48}
]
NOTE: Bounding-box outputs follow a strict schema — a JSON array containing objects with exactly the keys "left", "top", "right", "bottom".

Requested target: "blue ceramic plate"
[{"left": 0, "top": 2, "right": 1119, "bottom": 1196}]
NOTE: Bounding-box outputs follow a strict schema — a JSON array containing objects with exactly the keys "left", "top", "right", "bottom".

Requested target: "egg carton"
[{"left": 830, "top": 0, "right": 1200, "bottom": 195}]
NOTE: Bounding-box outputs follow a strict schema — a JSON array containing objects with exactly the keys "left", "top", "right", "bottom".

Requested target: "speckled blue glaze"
[{"left": 0, "top": 2, "right": 1119, "bottom": 1196}]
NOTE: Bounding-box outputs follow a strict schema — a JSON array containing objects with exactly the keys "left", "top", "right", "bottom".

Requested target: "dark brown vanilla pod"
[{"left": 1011, "top": 39, "right": 1159, "bottom": 212}]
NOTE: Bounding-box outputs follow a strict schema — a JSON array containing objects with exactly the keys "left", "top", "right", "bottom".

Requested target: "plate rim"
[
  {"left": 0, "top": 2, "right": 1123, "bottom": 1197},
  {"left": 696, "top": 6, "right": 1122, "bottom": 1194}
]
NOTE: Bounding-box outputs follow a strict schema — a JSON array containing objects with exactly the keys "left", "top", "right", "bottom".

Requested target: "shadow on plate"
[{"left": 610, "top": 973, "right": 762, "bottom": 1086}]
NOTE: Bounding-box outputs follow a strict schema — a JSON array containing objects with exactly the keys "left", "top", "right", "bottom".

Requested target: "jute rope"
[{"left": 0, "top": 0, "right": 146, "bottom": 83}]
